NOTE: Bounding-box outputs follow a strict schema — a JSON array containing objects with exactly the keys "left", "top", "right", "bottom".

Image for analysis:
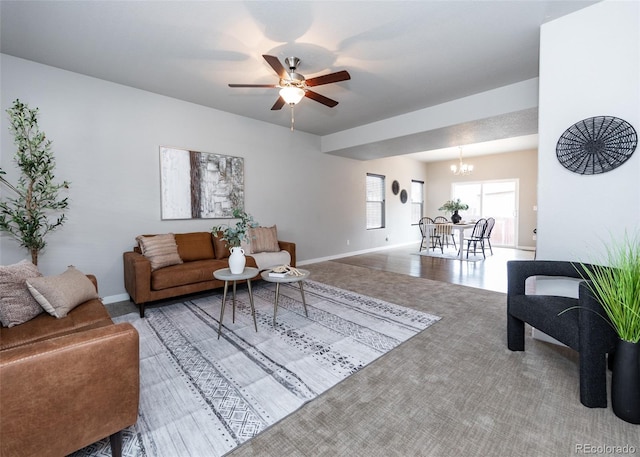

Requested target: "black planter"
[
  {"left": 451, "top": 210, "right": 461, "bottom": 224},
  {"left": 611, "top": 339, "right": 640, "bottom": 424}
]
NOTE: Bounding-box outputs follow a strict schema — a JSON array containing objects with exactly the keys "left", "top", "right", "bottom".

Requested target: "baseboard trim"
[{"left": 102, "top": 293, "right": 130, "bottom": 305}]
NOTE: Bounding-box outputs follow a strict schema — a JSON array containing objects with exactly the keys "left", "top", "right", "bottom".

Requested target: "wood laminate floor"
[{"left": 328, "top": 244, "right": 535, "bottom": 293}]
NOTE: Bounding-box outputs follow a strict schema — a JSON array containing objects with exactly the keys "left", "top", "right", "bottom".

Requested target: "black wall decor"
[
  {"left": 556, "top": 116, "right": 637, "bottom": 175},
  {"left": 391, "top": 180, "right": 400, "bottom": 195},
  {"left": 400, "top": 189, "right": 408, "bottom": 204}
]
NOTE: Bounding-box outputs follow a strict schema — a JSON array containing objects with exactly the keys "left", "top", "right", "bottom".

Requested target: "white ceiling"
[{"left": 0, "top": 0, "right": 597, "bottom": 161}]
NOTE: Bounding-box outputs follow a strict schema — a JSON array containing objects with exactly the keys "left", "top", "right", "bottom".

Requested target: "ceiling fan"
[{"left": 228, "top": 54, "right": 351, "bottom": 111}]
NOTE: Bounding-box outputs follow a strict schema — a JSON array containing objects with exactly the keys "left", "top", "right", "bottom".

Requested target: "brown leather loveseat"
[
  {"left": 0, "top": 275, "right": 139, "bottom": 457},
  {"left": 123, "top": 230, "right": 296, "bottom": 317}
]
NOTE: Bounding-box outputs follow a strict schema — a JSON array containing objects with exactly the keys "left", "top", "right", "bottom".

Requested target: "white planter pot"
[{"left": 228, "top": 247, "right": 246, "bottom": 274}]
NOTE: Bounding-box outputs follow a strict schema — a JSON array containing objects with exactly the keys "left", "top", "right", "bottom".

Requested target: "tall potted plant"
[
  {"left": 580, "top": 233, "right": 640, "bottom": 423},
  {"left": 211, "top": 208, "right": 258, "bottom": 274},
  {"left": 439, "top": 198, "right": 469, "bottom": 224},
  {"left": 0, "top": 99, "right": 69, "bottom": 265}
]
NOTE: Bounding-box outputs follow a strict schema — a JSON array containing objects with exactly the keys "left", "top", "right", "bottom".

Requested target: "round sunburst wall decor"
[{"left": 556, "top": 116, "right": 637, "bottom": 175}]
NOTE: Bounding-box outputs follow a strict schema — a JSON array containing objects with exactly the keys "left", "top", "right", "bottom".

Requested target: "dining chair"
[
  {"left": 418, "top": 217, "right": 442, "bottom": 252},
  {"left": 465, "top": 218, "right": 488, "bottom": 259},
  {"left": 433, "top": 217, "right": 456, "bottom": 249},
  {"left": 483, "top": 217, "right": 496, "bottom": 255}
]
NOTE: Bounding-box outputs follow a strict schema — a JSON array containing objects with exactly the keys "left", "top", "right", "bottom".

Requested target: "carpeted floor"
[{"left": 224, "top": 261, "right": 639, "bottom": 457}]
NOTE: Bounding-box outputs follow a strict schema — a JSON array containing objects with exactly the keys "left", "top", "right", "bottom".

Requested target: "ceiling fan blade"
[
  {"left": 262, "top": 54, "right": 288, "bottom": 79},
  {"left": 305, "top": 70, "right": 351, "bottom": 87},
  {"left": 228, "top": 84, "right": 277, "bottom": 88},
  {"left": 271, "top": 96, "right": 286, "bottom": 110},
  {"left": 305, "top": 90, "right": 339, "bottom": 108}
]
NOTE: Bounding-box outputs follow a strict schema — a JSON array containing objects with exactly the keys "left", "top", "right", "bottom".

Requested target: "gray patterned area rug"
[{"left": 72, "top": 280, "right": 440, "bottom": 457}]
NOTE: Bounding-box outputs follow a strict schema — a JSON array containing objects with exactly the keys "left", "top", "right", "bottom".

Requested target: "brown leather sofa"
[
  {"left": 123, "top": 231, "right": 296, "bottom": 317},
  {"left": 0, "top": 276, "right": 139, "bottom": 457}
]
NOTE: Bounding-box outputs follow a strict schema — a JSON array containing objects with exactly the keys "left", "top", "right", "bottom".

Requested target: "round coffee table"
[
  {"left": 261, "top": 268, "right": 310, "bottom": 325},
  {"left": 213, "top": 267, "right": 259, "bottom": 339}
]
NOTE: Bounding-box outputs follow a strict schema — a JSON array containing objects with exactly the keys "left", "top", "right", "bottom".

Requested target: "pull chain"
[{"left": 290, "top": 104, "right": 295, "bottom": 131}]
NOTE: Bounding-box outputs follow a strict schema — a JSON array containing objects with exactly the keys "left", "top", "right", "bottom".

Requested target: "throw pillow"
[
  {"left": 250, "top": 225, "right": 280, "bottom": 254},
  {"left": 0, "top": 260, "right": 44, "bottom": 327},
  {"left": 136, "top": 233, "right": 183, "bottom": 270},
  {"left": 26, "top": 266, "right": 99, "bottom": 318},
  {"left": 212, "top": 231, "right": 231, "bottom": 260},
  {"left": 175, "top": 232, "right": 215, "bottom": 261}
]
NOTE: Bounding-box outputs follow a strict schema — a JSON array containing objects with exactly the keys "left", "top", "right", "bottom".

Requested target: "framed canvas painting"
[{"left": 160, "top": 146, "right": 244, "bottom": 219}]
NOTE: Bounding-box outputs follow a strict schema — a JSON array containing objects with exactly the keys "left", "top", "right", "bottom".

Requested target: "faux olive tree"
[{"left": 0, "top": 99, "right": 69, "bottom": 265}]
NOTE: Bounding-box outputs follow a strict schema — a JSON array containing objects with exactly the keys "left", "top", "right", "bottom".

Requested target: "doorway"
[{"left": 452, "top": 180, "right": 518, "bottom": 247}]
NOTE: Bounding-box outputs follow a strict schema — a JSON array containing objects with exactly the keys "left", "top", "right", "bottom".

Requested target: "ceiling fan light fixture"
[{"left": 279, "top": 86, "right": 305, "bottom": 105}]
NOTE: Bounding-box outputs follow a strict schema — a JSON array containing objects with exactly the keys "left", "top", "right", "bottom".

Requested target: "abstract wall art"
[{"left": 160, "top": 146, "right": 244, "bottom": 219}]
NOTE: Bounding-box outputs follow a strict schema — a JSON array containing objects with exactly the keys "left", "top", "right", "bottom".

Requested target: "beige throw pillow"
[
  {"left": 250, "top": 226, "right": 280, "bottom": 254},
  {"left": 0, "top": 260, "right": 44, "bottom": 327},
  {"left": 26, "top": 266, "right": 99, "bottom": 318},
  {"left": 136, "top": 233, "right": 183, "bottom": 270}
]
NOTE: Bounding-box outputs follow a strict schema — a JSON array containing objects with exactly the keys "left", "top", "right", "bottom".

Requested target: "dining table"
[{"left": 428, "top": 222, "right": 476, "bottom": 260}]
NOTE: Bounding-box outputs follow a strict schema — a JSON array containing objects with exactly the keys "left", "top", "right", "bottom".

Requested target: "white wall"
[
  {"left": 0, "top": 55, "right": 428, "bottom": 301},
  {"left": 537, "top": 0, "right": 640, "bottom": 262}
]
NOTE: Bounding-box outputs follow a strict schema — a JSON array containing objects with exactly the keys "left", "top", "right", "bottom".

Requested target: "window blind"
[{"left": 366, "top": 174, "right": 385, "bottom": 229}]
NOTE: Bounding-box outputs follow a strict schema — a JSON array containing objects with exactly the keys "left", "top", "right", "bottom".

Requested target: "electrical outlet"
[{"left": 346, "top": 239, "right": 350, "bottom": 246}]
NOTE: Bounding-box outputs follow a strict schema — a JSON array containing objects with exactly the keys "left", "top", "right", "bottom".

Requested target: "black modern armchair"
[{"left": 507, "top": 260, "right": 617, "bottom": 408}]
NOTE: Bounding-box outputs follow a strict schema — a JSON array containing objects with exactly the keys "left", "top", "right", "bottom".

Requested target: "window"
[
  {"left": 452, "top": 179, "right": 519, "bottom": 247},
  {"left": 366, "top": 173, "right": 385, "bottom": 229},
  {"left": 411, "top": 180, "right": 424, "bottom": 224}
]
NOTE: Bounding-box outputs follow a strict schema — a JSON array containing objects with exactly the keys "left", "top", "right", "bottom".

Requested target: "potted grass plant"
[{"left": 579, "top": 233, "right": 640, "bottom": 423}]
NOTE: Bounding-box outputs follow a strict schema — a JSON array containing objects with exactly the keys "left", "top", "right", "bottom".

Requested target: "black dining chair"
[
  {"left": 418, "top": 217, "right": 443, "bottom": 253},
  {"left": 465, "top": 218, "right": 488, "bottom": 259},
  {"left": 483, "top": 217, "right": 496, "bottom": 255}
]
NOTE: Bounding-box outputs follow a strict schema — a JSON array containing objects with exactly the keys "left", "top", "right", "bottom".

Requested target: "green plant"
[
  {"left": 578, "top": 233, "right": 640, "bottom": 343},
  {"left": 0, "top": 99, "right": 69, "bottom": 265},
  {"left": 438, "top": 198, "right": 469, "bottom": 214},
  {"left": 211, "top": 208, "right": 258, "bottom": 248}
]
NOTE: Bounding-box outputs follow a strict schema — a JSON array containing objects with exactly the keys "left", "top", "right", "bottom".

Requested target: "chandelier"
[{"left": 450, "top": 147, "right": 474, "bottom": 175}]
